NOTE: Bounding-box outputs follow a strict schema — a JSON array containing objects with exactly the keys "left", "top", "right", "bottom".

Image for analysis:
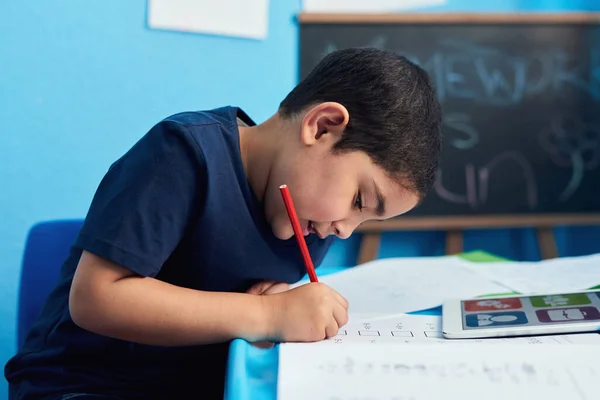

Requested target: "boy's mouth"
[
  {"left": 301, "top": 220, "right": 326, "bottom": 238},
  {"left": 301, "top": 220, "right": 316, "bottom": 237}
]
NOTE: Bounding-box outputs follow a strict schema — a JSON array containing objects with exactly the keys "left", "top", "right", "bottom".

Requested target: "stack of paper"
[
  {"left": 309, "top": 313, "right": 600, "bottom": 347},
  {"left": 296, "top": 253, "right": 600, "bottom": 317},
  {"left": 278, "top": 341, "right": 600, "bottom": 399},
  {"left": 460, "top": 253, "right": 600, "bottom": 294},
  {"left": 294, "top": 256, "right": 512, "bottom": 316},
  {"left": 279, "top": 254, "right": 600, "bottom": 399}
]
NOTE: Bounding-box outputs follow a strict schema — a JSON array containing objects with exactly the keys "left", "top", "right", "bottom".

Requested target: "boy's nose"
[{"left": 331, "top": 220, "right": 357, "bottom": 239}]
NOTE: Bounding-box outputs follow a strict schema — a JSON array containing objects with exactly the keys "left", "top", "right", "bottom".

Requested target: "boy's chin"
[{"left": 271, "top": 222, "right": 295, "bottom": 241}]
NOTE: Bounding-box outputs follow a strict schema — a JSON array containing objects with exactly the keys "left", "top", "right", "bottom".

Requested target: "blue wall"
[{"left": 1, "top": 0, "right": 599, "bottom": 397}]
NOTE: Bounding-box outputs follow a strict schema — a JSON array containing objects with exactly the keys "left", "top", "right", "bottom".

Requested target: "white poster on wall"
[
  {"left": 302, "top": 0, "right": 447, "bottom": 12},
  {"left": 148, "top": 0, "right": 269, "bottom": 40}
]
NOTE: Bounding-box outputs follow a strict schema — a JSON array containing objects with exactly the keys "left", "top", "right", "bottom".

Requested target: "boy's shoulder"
[
  {"left": 160, "top": 106, "right": 255, "bottom": 131},
  {"left": 148, "top": 106, "right": 254, "bottom": 170}
]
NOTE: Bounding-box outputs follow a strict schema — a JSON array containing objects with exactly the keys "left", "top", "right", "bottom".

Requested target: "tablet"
[{"left": 442, "top": 289, "right": 600, "bottom": 339}]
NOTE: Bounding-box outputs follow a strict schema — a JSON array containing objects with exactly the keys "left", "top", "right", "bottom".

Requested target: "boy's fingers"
[
  {"left": 333, "top": 303, "right": 349, "bottom": 330},
  {"left": 246, "top": 281, "right": 290, "bottom": 295},
  {"left": 246, "top": 281, "right": 274, "bottom": 295},
  {"left": 252, "top": 340, "right": 275, "bottom": 348},
  {"left": 263, "top": 282, "right": 290, "bottom": 295},
  {"left": 325, "top": 321, "right": 339, "bottom": 339},
  {"left": 330, "top": 289, "right": 349, "bottom": 310}
]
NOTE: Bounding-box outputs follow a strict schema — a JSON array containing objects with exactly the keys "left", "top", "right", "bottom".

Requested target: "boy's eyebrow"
[{"left": 373, "top": 180, "right": 386, "bottom": 217}]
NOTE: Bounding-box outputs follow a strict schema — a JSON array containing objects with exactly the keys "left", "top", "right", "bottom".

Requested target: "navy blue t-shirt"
[{"left": 5, "top": 106, "right": 333, "bottom": 399}]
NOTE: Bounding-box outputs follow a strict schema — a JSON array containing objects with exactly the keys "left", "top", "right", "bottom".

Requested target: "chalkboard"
[{"left": 299, "top": 14, "right": 600, "bottom": 227}]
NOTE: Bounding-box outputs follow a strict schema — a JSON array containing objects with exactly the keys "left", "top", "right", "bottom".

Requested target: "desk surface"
[{"left": 224, "top": 251, "right": 507, "bottom": 400}]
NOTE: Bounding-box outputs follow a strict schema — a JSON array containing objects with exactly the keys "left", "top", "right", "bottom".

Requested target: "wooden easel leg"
[
  {"left": 536, "top": 227, "right": 558, "bottom": 259},
  {"left": 357, "top": 233, "right": 381, "bottom": 264},
  {"left": 445, "top": 230, "right": 463, "bottom": 255}
]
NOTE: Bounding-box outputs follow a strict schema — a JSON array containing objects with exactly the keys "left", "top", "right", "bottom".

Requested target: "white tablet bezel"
[{"left": 442, "top": 289, "right": 600, "bottom": 339}]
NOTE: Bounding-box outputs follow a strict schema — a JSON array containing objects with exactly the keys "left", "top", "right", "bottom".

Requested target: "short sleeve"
[{"left": 74, "top": 120, "right": 206, "bottom": 277}]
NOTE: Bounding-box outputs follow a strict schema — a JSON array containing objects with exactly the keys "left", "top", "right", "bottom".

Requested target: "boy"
[{"left": 5, "top": 48, "right": 441, "bottom": 399}]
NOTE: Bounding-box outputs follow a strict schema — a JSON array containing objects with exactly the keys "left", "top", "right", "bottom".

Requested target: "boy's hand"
[
  {"left": 264, "top": 283, "right": 349, "bottom": 343},
  {"left": 246, "top": 280, "right": 290, "bottom": 296},
  {"left": 247, "top": 281, "right": 291, "bottom": 348}
]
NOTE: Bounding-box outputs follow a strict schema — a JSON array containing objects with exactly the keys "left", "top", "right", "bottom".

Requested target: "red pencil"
[{"left": 279, "top": 184, "right": 319, "bottom": 283}]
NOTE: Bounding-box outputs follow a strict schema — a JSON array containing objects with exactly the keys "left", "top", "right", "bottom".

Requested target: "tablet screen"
[{"left": 461, "top": 291, "right": 600, "bottom": 330}]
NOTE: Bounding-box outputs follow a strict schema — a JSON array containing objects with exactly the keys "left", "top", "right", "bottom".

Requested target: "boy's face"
[{"left": 265, "top": 103, "right": 420, "bottom": 241}]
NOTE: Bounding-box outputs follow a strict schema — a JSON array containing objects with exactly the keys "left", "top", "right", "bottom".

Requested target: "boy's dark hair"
[{"left": 279, "top": 47, "right": 442, "bottom": 200}]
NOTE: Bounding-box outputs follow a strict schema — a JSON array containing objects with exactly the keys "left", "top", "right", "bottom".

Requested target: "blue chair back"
[{"left": 18, "top": 219, "right": 84, "bottom": 348}]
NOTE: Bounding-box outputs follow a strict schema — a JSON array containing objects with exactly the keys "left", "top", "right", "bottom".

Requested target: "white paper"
[
  {"left": 302, "top": 0, "right": 447, "bottom": 13},
  {"left": 461, "top": 253, "right": 600, "bottom": 294},
  {"left": 298, "top": 256, "right": 511, "bottom": 315},
  {"left": 148, "top": 0, "right": 269, "bottom": 40},
  {"left": 312, "top": 313, "right": 600, "bottom": 346},
  {"left": 278, "top": 342, "right": 600, "bottom": 400}
]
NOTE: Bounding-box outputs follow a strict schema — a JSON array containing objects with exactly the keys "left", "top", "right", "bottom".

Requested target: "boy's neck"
[{"left": 238, "top": 112, "right": 287, "bottom": 203}]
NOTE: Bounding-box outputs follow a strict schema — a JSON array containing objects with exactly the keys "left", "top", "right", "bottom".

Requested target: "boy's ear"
[{"left": 300, "top": 102, "right": 349, "bottom": 146}]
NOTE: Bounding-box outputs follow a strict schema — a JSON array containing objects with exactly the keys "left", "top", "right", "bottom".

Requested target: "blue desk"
[{"left": 224, "top": 252, "right": 506, "bottom": 400}]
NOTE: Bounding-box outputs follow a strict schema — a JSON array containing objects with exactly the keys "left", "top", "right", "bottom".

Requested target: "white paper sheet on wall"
[
  {"left": 148, "top": 0, "right": 269, "bottom": 40},
  {"left": 302, "top": 0, "right": 447, "bottom": 13}
]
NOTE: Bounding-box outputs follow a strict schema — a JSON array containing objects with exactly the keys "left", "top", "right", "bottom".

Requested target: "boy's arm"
[
  {"left": 70, "top": 250, "right": 349, "bottom": 346},
  {"left": 70, "top": 250, "right": 269, "bottom": 346}
]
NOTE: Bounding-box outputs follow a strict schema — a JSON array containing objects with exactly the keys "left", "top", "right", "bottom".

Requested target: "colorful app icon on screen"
[
  {"left": 530, "top": 293, "right": 591, "bottom": 308},
  {"left": 465, "top": 311, "right": 528, "bottom": 328},
  {"left": 464, "top": 298, "right": 522, "bottom": 312},
  {"left": 536, "top": 306, "right": 600, "bottom": 323}
]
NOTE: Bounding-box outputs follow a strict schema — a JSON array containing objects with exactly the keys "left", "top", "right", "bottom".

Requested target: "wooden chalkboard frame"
[
  {"left": 298, "top": 12, "right": 600, "bottom": 262},
  {"left": 298, "top": 13, "right": 600, "bottom": 24}
]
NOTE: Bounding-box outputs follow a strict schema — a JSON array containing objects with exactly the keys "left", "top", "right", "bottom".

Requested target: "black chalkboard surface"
[{"left": 299, "top": 14, "right": 600, "bottom": 226}]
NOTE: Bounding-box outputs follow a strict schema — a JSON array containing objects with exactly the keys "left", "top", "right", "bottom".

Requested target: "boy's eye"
[{"left": 354, "top": 191, "right": 363, "bottom": 211}]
